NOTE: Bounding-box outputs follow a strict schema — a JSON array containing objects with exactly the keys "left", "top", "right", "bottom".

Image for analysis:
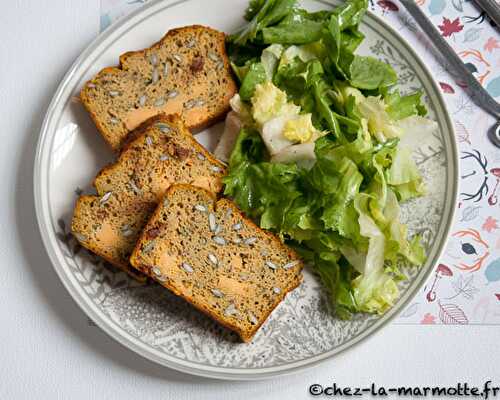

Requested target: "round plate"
[{"left": 34, "top": 0, "right": 458, "bottom": 380}]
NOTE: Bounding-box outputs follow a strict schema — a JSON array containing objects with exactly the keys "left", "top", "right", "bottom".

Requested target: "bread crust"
[{"left": 80, "top": 25, "right": 237, "bottom": 151}]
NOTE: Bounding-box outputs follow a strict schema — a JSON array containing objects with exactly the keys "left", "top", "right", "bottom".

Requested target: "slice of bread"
[
  {"left": 130, "top": 184, "right": 304, "bottom": 342},
  {"left": 71, "top": 115, "right": 226, "bottom": 280},
  {"left": 81, "top": 25, "right": 237, "bottom": 151}
]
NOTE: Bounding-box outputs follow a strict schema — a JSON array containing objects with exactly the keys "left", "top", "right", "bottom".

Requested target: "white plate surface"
[{"left": 34, "top": 0, "right": 458, "bottom": 380}]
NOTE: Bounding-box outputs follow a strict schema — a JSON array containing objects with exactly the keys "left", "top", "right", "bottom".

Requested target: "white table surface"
[{"left": 1, "top": 1, "right": 499, "bottom": 399}]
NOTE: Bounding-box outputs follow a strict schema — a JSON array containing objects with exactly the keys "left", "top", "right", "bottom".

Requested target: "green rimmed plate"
[{"left": 34, "top": 0, "right": 458, "bottom": 380}]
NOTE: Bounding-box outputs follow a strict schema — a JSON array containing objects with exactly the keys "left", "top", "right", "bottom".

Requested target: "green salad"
[{"left": 222, "top": 0, "right": 431, "bottom": 318}]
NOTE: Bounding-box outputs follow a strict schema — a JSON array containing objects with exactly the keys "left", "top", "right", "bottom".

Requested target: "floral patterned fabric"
[{"left": 100, "top": 0, "right": 500, "bottom": 325}]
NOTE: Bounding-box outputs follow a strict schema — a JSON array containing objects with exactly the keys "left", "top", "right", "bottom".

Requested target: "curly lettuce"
[{"left": 223, "top": 0, "right": 430, "bottom": 318}]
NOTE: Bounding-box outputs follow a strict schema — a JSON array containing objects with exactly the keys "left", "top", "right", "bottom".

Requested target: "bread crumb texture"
[
  {"left": 71, "top": 115, "right": 226, "bottom": 280},
  {"left": 80, "top": 25, "right": 237, "bottom": 151},
  {"left": 130, "top": 184, "right": 304, "bottom": 342}
]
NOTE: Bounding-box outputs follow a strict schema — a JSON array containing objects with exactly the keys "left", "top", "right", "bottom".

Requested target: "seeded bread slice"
[
  {"left": 81, "top": 25, "right": 237, "bottom": 151},
  {"left": 71, "top": 115, "right": 226, "bottom": 280},
  {"left": 130, "top": 184, "right": 304, "bottom": 342}
]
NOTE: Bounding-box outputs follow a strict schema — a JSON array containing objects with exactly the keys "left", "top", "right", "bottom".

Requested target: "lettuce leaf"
[
  {"left": 313, "top": 256, "right": 358, "bottom": 319},
  {"left": 239, "top": 62, "right": 267, "bottom": 100},
  {"left": 348, "top": 56, "right": 398, "bottom": 90},
  {"left": 223, "top": 128, "right": 301, "bottom": 225},
  {"left": 315, "top": 156, "right": 363, "bottom": 236},
  {"left": 386, "top": 146, "right": 425, "bottom": 201},
  {"left": 224, "top": 125, "right": 426, "bottom": 317},
  {"left": 263, "top": 19, "right": 324, "bottom": 44},
  {"left": 261, "top": 44, "right": 284, "bottom": 79},
  {"left": 234, "top": 0, "right": 297, "bottom": 45},
  {"left": 349, "top": 194, "right": 398, "bottom": 313},
  {"left": 384, "top": 90, "right": 427, "bottom": 120},
  {"left": 224, "top": 0, "right": 429, "bottom": 319}
]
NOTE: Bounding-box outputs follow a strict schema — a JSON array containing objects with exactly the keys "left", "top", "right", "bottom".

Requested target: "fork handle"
[
  {"left": 474, "top": 0, "right": 500, "bottom": 29},
  {"left": 400, "top": 0, "right": 500, "bottom": 120}
]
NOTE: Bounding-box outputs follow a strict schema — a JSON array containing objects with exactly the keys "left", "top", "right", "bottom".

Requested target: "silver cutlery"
[
  {"left": 474, "top": 0, "right": 500, "bottom": 28},
  {"left": 400, "top": 0, "right": 500, "bottom": 148}
]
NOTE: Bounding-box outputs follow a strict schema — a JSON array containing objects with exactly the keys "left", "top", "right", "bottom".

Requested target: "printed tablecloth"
[{"left": 100, "top": 0, "right": 500, "bottom": 325}]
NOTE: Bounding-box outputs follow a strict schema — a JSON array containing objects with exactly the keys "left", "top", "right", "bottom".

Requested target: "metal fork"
[
  {"left": 400, "top": 0, "right": 500, "bottom": 148},
  {"left": 475, "top": 0, "right": 500, "bottom": 28}
]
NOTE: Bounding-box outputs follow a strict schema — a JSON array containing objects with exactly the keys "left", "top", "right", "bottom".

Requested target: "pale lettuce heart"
[
  {"left": 282, "top": 113, "right": 324, "bottom": 143},
  {"left": 352, "top": 271, "right": 399, "bottom": 314},
  {"left": 339, "top": 84, "right": 365, "bottom": 105},
  {"left": 229, "top": 93, "right": 253, "bottom": 126},
  {"left": 357, "top": 96, "right": 403, "bottom": 142},
  {"left": 396, "top": 115, "right": 439, "bottom": 150},
  {"left": 261, "top": 116, "right": 295, "bottom": 155},
  {"left": 214, "top": 111, "right": 243, "bottom": 162},
  {"left": 350, "top": 194, "right": 399, "bottom": 314},
  {"left": 251, "top": 81, "right": 300, "bottom": 126},
  {"left": 271, "top": 142, "right": 316, "bottom": 169},
  {"left": 261, "top": 44, "right": 284, "bottom": 80}
]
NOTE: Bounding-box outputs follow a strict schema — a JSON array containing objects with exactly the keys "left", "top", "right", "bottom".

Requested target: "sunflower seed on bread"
[
  {"left": 80, "top": 25, "right": 237, "bottom": 151},
  {"left": 130, "top": 184, "right": 304, "bottom": 342},
  {"left": 71, "top": 115, "right": 226, "bottom": 280}
]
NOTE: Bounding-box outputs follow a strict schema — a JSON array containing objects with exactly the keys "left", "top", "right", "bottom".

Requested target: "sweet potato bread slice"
[
  {"left": 71, "top": 115, "right": 226, "bottom": 280},
  {"left": 130, "top": 184, "right": 304, "bottom": 342},
  {"left": 80, "top": 25, "right": 237, "bottom": 151}
]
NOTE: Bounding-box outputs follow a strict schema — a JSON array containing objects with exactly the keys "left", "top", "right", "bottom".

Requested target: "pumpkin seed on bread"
[
  {"left": 80, "top": 25, "right": 237, "bottom": 151},
  {"left": 130, "top": 184, "right": 304, "bottom": 342},
  {"left": 71, "top": 114, "right": 226, "bottom": 280}
]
